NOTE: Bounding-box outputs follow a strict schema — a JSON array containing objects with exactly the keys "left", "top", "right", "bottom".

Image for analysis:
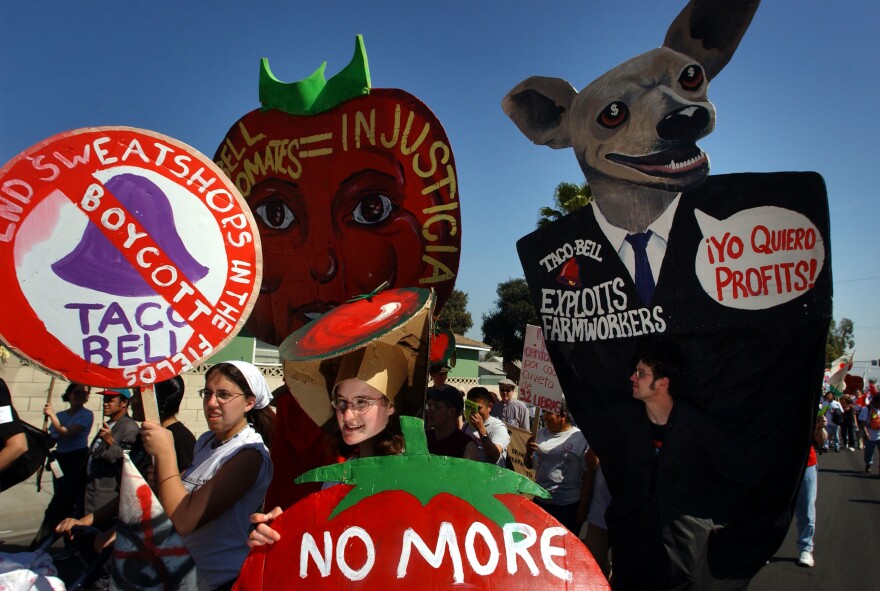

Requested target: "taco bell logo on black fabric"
[{"left": 537, "top": 238, "right": 666, "bottom": 344}]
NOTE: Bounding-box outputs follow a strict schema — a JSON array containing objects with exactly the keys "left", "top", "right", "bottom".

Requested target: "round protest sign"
[{"left": 0, "top": 127, "right": 262, "bottom": 386}]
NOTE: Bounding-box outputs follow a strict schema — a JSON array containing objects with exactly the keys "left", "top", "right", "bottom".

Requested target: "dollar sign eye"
[
  {"left": 679, "top": 64, "right": 705, "bottom": 91},
  {"left": 597, "top": 102, "right": 629, "bottom": 129}
]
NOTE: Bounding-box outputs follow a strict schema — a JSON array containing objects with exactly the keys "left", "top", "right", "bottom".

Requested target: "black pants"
[
  {"left": 533, "top": 498, "right": 580, "bottom": 534},
  {"left": 841, "top": 417, "right": 857, "bottom": 447},
  {"left": 32, "top": 447, "right": 89, "bottom": 546}
]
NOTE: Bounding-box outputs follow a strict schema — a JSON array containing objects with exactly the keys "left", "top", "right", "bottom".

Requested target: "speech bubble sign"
[
  {"left": 694, "top": 206, "right": 825, "bottom": 310},
  {"left": 0, "top": 127, "right": 262, "bottom": 387},
  {"left": 518, "top": 325, "right": 564, "bottom": 412}
]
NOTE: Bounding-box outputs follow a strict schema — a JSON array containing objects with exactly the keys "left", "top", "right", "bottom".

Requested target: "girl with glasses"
[
  {"left": 247, "top": 341, "right": 409, "bottom": 548},
  {"left": 140, "top": 361, "right": 275, "bottom": 591}
]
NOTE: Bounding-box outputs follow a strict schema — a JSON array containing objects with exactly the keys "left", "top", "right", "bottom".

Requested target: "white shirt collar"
[
  {"left": 591, "top": 194, "right": 681, "bottom": 248},
  {"left": 591, "top": 195, "right": 682, "bottom": 286}
]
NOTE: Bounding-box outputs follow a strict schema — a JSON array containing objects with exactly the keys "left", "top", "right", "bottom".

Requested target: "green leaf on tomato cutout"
[
  {"left": 296, "top": 416, "right": 550, "bottom": 531},
  {"left": 260, "top": 35, "right": 371, "bottom": 116}
]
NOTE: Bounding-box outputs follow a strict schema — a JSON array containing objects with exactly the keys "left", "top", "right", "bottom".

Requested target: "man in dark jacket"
[
  {"left": 83, "top": 388, "right": 139, "bottom": 515},
  {"left": 607, "top": 342, "right": 727, "bottom": 590}
]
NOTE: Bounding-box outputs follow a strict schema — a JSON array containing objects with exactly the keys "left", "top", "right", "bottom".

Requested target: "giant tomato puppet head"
[{"left": 215, "top": 37, "right": 461, "bottom": 346}]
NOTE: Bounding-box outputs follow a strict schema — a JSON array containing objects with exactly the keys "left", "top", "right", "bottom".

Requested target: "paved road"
[{"left": 749, "top": 445, "right": 880, "bottom": 589}]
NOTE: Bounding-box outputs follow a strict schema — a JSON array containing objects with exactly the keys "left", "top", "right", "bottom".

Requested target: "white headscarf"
[{"left": 224, "top": 360, "right": 273, "bottom": 410}]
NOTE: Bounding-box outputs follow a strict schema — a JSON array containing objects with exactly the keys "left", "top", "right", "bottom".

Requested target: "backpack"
[
  {"left": 0, "top": 420, "right": 54, "bottom": 491},
  {"left": 831, "top": 407, "right": 842, "bottom": 426},
  {"left": 869, "top": 409, "right": 880, "bottom": 431}
]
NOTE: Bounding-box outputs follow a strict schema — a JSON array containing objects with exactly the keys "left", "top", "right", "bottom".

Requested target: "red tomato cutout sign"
[
  {"left": 234, "top": 419, "right": 610, "bottom": 591},
  {"left": 430, "top": 328, "right": 455, "bottom": 366},
  {"left": 0, "top": 127, "right": 261, "bottom": 386}
]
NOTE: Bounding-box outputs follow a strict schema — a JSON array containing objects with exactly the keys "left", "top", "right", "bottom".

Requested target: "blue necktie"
[{"left": 625, "top": 231, "right": 655, "bottom": 304}]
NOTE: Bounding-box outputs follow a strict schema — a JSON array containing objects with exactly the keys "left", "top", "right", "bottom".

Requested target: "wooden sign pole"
[
  {"left": 139, "top": 385, "right": 161, "bottom": 424},
  {"left": 41, "top": 377, "right": 56, "bottom": 432},
  {"left": 35, "top": 377, "right": 56, "bottom": 492}
]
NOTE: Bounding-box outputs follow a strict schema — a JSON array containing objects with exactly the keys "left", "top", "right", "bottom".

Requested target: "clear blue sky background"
[{"left": 2, "top": 1, "right": 879, "bottom": 361}]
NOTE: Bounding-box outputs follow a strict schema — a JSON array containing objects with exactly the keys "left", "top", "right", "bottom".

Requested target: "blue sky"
[{"left": 2, "top": 1, "right": 879, "bottom": 361}]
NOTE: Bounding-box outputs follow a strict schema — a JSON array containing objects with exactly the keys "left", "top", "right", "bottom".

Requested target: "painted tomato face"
[{"left": 215, "top": 90, "right": 460, "bottom": 345}]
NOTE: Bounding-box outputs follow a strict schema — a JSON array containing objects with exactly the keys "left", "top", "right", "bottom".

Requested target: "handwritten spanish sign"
[
  {"left": 518, "top": 325, "right": 563, "bottom": 413},
  {"left": 507, "top": 424, "right": 537, "bottom": 482},
  {"left": 694, "top": 207, "right": 825, "bottom": 310},
  {"left": 0, "top": 127, "right": 262, "bottom": 386}
]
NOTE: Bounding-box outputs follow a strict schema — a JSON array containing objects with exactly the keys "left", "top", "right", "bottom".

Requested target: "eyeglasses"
[
  {"left": 499, "top": 388, "right": 513, "bottom": 393},
  {"left": 198, "top": 389, "right": 244, "bottom": 404},
  {"left": 331, "top": 397, "right": 385, "bottom": 413},
  {"left": 425, "top": 402, "right": 449, "bottom": 413},
  {"left": 633, "top": 368, "right": 653, "bottom": 379}
]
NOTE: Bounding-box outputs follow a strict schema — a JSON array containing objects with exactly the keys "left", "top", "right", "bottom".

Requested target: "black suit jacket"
[
  {"left": 84, "top": 414, "right": 139, "bottom": 515},
  {"left": 518, "top": 172, "right": 831, "bottom": 588}
]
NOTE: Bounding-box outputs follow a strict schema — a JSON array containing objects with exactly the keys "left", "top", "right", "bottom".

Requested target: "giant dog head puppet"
[
  {"left": 505, "top": 1, "right": 832, "bottom": 588},
  {"left": 503, "top": 0, "right": 759, "bottom": 234}
]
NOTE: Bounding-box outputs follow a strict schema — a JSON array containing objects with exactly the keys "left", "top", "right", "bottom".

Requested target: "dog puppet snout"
[{"left": 656, "top": 105, "right": 711, "bottom": 141}]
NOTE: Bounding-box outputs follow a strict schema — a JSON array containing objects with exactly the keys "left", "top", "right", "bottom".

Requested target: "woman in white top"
[
  {"left": 141, "top": 361, "right": 275, "bottom": 591},
  {"left": 525, "top": 401, "right": 591, "bottom": 534}
]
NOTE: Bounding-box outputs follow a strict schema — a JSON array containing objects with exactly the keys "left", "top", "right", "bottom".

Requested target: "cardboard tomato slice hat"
[{"left": 279, "top": 286, "right": 434, "bottom": 425}]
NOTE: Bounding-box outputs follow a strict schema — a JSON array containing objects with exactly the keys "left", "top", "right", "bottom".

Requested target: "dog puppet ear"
[
  {"left": 502, "top": 76, "right": 577, "bottom": 149},
  {"left": 663, "top": 0, "right": 761, "bottom": 80}
]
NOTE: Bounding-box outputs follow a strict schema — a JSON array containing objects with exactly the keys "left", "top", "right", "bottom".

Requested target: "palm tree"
[{"left": 537, "top": 181, "right": 593, "bottom": 228}]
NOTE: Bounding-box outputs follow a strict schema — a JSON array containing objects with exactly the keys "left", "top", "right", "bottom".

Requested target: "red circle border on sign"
[{"left": 0, "top": 127, "right": 262, "bottom": 387}]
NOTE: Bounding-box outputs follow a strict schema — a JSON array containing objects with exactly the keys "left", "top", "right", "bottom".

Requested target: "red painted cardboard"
[
  {"left": 0, "top": 127, "right": 261, "bottom": 387},
  {"left": 215, "top": 72, "right": 460, "bottom": 347},
  {"left": 234, "top": 418, "right": 609, "bottom": 591}
]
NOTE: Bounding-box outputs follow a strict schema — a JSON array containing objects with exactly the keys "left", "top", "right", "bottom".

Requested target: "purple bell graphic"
[{"left": 52, "top": 173, "right": 209, "bottom": 297}]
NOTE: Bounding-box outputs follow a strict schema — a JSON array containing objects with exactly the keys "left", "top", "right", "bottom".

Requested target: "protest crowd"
[
  {"left": 1, "top": 346, "right": 610, "bottom": 590},
  {"left": 4, "top": 341, "right": 873, "bottom": 590}
]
